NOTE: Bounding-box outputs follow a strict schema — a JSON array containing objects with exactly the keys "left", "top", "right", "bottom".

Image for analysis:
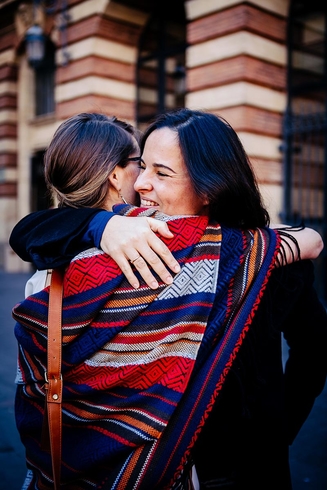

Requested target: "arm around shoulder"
[
  {"left": 271, "top": 224, "right": 324, "bottom": 265},
  {"left": 9, "top": 207, "right": 106, "bottom": 268}
]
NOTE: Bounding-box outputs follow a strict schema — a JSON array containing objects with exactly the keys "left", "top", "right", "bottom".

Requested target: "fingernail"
[
  {"left": 173, "top": 264, "right": 180, "bottom": 272},
  {"left": 151, "top": 280, "right": 159, "bottom": 289},
  {"left": 165, "top": 276, "right": 173, "bottom": 284},
  {"left": 133, "top": 282, "right": 139, "bottom": 289}
]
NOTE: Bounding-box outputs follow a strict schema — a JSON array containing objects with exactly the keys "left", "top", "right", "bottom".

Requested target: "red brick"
[
  {"left": 0, "top": 182, "right": 17, "bottom": 196},
  {"left": 56, "top": 94, "right": 135, "bottom": 121},
  {"left": 0, "top": 153, "right": 17, "bottom": 168},
  {"left": 250, "top": 157, "right": 282, "bottom": 185},
  {"left": 188, "top": 4, "right": 286, "bottom": 44},
  {"left": 212, "top": 105, "right": 283, "bottom": 138},
  {"left": 0, "top": 64, "right": 17, "bottom": 81},
  {"left": 0, "top": 95, "right": 17, "bottom": 109},
  {"left": 0, "top": 123, "right": 17, "bottom": 138},
  {"left": 65, "top": 15, "right": 142, "bottom": 47},
  {"left": 57, "top": 57, "right": 135, "bottom": 84},
  {"left": 188, "top": 56, "right": 286, "bottom": 92},
  {"left": 0, "top": 29, "right": 16, "bottom": 52}
]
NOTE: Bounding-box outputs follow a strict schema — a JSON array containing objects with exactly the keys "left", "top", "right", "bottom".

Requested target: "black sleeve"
[
  {"left": 280, "top": 260, "right": 327, "bottom": 443},
  {"left": 9, "top": 207, "right": 104, "bottom": 269}
]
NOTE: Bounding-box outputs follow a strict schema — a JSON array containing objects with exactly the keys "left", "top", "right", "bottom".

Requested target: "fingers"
[
  {"left": 100, "top": 215, "right": 181, "bottom": 289},
  {"left": 146, "top": 218, "right": 180, "bottom": 274},
  {"left": 129, "top": 255, "right": 161, "bottom": 290},
  {"left": 111, "top": 247, "right": 171, "bottom": 290},
  {"left": 129, "top": 240, "right": 179, "bottom": 289},
  {"left": 119, "top": 237, "right": 178, "bottom": 289},
  {"left": 114, "top": 256, "right": 140, "bottom": 290},
  {"left": 147, "top": 218, "right": 174, "bottom": 238}
]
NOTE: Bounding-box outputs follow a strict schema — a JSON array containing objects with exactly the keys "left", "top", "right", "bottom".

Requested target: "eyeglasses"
[{"left": 126, "top": 156, "right": 144, "bottom": 164}]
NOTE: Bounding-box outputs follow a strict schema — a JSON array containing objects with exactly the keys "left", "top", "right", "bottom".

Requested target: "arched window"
[
  {"left": 282, "top": 0, "right": 327, "bottom": 303},
  {"left": 136, "top": 2, "right": 187, "bottom": 130}
]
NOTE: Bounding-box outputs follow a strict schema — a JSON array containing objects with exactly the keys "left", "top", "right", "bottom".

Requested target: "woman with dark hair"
[
  {"left": 139, "top": 109, "right": 269, "bottom": 228},
  {"left": 11, "top": 109, "right": 326, "bottom": 490}
]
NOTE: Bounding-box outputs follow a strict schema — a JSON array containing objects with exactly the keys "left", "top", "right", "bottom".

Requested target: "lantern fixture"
[{"left": 25, "top": 23, "right": 46, "bottom": 67}]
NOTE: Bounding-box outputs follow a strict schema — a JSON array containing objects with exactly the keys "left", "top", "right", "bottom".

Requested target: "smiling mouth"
[{"left": 140, "top": 198, "right": 159, "bottom": 207}]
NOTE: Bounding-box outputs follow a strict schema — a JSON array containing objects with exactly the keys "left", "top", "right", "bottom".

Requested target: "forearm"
[
  {"left": 9, "top": 207, "right": 180, "bottom": 289},
  {"left": 9, "top": 208, "right": 111, "bottom": 269},
  {"left": 271, "top": 224, "right": 324, "bottom": 265}
]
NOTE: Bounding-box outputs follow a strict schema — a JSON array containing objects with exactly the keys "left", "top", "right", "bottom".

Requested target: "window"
[
  {"left": 282, "top": 0, "right": 327, "bottom": 304},
  {"left": 31, "top": 150, "right": 51, "bottom": 211},
  {"left": 35, "top": 39, "right": 55, "bottom": 116},
  {"left": 136, "top": 2, "right": 187, "bottom": 130}
]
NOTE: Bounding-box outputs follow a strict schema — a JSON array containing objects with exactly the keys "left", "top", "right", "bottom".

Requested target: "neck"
[{"left": 103, "top": 190, "right": 123, "bottom": 211}]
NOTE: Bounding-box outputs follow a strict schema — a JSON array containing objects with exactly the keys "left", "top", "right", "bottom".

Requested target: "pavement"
[{"left": 0, "top": 271, "right": 327, "bottom": 490}]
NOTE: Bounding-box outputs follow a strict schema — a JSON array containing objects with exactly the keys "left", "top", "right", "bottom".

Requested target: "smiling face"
[{"left": 134, "top": 127, "right": 209, "bottom": 216}]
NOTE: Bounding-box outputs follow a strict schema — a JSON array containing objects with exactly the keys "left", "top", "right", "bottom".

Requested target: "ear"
[{"left": 108, "top": 167, "right": 123, "bottom": 192}]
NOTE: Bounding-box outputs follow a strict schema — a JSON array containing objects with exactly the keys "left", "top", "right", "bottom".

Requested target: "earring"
[{"left": 120, "top": 194, "right": 128, "bottom": 204}]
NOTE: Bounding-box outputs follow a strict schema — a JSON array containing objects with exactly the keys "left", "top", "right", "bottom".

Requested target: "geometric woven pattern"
[
  {"left": 157, "top": 258, "right": 219, "bottom": 299},
  {"left": 12, "top": 206, "right": 279, "bottom": 489}
]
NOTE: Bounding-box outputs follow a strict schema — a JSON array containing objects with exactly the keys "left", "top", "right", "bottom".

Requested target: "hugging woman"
[{"left": 11, "top": 109, "right": 327, "bottom": 490}]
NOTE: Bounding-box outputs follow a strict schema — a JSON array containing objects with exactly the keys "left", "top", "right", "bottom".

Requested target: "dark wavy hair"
[
  {"left": 140, "top": 108, "right": 270, "bottom": 228},
  {"left": 45, "top": 112, "right": 140, "bottom": 208}
]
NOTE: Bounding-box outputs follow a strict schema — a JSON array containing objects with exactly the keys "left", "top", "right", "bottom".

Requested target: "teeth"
[{"left": 141, "top": 199, "right": 158, "bottom": 206}]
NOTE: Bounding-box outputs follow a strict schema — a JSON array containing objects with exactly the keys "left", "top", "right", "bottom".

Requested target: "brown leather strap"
[{"left": 46, "top": 267, "right": 64, "bottom": 489}]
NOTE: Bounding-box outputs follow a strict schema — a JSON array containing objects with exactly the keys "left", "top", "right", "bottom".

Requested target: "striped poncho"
[{"left": 12, "top": 207, "right": 280, "bottom": 489}]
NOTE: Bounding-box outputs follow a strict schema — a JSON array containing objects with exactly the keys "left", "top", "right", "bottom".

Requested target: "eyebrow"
[{"left": 153, "top": 163, "right": 177, "bottom": 174}]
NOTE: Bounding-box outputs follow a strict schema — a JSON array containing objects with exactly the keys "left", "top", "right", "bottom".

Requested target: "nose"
[{"left": 134, "top": 169, "right": 152, "bottom": 192}]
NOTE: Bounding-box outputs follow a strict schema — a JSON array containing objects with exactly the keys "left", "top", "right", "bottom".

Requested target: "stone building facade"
[{"left": 0, "top": 0, "right": 326, "bottom": 306}]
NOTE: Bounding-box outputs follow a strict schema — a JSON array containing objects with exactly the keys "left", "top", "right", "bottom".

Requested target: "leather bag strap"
[{"left": 46, "top": 268, "right": 64, "bottom": 489}]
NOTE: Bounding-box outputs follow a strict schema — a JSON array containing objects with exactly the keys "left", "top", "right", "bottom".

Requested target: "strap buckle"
[{"left": 44, "top": 371, "right": 63, "bottom": 383}]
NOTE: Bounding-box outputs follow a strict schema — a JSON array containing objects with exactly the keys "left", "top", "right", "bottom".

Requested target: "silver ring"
[{"left": 130, "top": 254, "right": 141, "bottom": 264}]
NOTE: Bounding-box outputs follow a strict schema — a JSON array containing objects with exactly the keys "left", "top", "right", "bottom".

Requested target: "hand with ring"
[
  {"left": 130, "top": 255, "right": 141, "bottom": 264},
  {"left": 100, "top": 215, "right": 181, "bottom": 289}
]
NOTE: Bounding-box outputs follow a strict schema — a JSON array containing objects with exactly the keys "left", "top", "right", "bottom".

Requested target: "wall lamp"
[
  {"left": 25, "top": 23, "right": 46, "bottom": 67},
  {"left": 24, "top": 0, "right": 69, "bottom": 68}
]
